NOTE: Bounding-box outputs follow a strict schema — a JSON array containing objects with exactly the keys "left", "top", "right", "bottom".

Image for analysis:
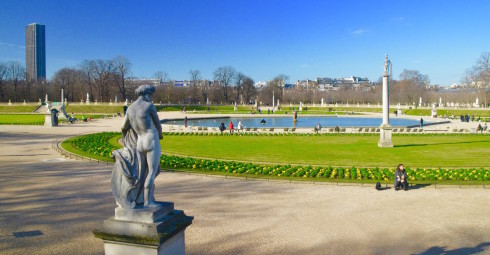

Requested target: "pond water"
[{"left": 162, "top": 116, "right": 425, "bottom": 128}]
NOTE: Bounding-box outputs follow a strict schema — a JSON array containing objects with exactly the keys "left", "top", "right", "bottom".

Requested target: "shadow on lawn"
[{"left": 394, "top": 140, "right": 489, "bottom": 148}]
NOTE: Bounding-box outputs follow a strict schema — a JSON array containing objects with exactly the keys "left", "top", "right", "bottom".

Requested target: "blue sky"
[{"left": 1, "top": 0, "right": 488, "bottom": 85}]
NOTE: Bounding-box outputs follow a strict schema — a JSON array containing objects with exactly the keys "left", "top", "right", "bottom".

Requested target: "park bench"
[{"left": 392, "top": 128, "right": 398, "bottom": 132}]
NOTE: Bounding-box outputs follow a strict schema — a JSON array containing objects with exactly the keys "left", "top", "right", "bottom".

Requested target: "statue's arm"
[
  {"left": 121, "top": 114, "right": 130, "bottom": 137},
  {"left": 150, "top": 104, "right": 163, "bottom": 139}
]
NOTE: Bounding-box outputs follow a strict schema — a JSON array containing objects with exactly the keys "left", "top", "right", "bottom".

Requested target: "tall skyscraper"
[{"left": 25, "top": 23, "right": 46, "bottom": 82}]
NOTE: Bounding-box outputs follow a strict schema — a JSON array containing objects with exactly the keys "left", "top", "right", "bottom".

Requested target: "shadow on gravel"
[
  {"left": 413, "top": 242, "right": 490, "bottom": 255},
  {"left": 410, "top": 184, "right": 431, "bottom": 190}
]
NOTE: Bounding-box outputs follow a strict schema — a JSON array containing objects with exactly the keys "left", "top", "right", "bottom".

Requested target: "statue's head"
[{"left": 135, "top": 84, "right": 156, "bottom": 101}]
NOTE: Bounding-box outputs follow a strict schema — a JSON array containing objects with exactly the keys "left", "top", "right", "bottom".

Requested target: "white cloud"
[
  {"left": 350, "top": 29, "right": 368, "bottom": 35},
  {"left": 0, "top": 42, "right": 25, "bottom": 49}
]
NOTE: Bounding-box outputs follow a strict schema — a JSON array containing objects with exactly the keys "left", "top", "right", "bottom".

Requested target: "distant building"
[
  {"left": 126, "top": 78, "right": 161, "bottom": 87},
  {"left": 295, "top": 79, "right": 317, "bottom": 89},
  {"left": 317, "top": 76, "right": 372, "bottom": 91},
  {"left": 25, "top": 23, "right": 46, "bottom": 82}
]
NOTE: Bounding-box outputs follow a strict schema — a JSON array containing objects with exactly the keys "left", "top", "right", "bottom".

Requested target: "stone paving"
[{"left": 0, "top": 115, "right": 489, "bottom": 255}]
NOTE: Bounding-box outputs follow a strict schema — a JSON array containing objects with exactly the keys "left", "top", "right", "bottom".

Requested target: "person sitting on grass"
[
  {"left": 394, "top": 164, "right": 408, "bottom": 191},
  {"left": 229, "top": 121, "right": 234, "bottom": 133}
]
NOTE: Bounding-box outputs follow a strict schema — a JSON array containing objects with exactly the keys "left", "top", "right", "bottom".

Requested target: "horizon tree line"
[{"left": 0, "top": 52, "right": 488, "bottom": 107}]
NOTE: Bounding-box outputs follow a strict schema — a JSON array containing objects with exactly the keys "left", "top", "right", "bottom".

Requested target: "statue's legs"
[
  {"left": 144, "top": 146, "right": 161, "bottom": 207},
  {"left": 136, "top": 150, "right": 147, "bottom": 204}
]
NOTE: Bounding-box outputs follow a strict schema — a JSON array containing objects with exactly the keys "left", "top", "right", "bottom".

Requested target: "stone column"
[
  {"left": 272, "top": 91, "right": 275, "bottom": 109},
  {"left": 378, "top": 55, "right": 393, "bottom": 148}
]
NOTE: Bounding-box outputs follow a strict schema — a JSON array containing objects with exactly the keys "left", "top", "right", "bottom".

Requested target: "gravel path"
[{"left": 0, "top": 117, "right": 489, "bottom": 255}]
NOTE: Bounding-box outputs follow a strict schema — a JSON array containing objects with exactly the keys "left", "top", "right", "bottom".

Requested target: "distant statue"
[
  {"left": 384, "top": 54, "right": 392, "bottom": 77},
  {"left": 111, "top": 84, "right": 163, "bottom": 209}
]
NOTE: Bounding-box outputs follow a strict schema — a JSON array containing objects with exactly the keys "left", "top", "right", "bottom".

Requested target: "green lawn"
[
  {"left": 0, "top": 105, "right": 38, "bottom": 113},
  {"left": 65, "top": 105, "right": 124, "bottom": 114},
  {"left": 0, "top": 114, "right": 44, "bottom": 125},
  {"left": 160, "top": 134, "right": 490, "bottom": 168}
]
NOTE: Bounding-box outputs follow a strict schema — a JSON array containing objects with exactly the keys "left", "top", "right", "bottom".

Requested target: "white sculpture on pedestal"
[
  {"left": 378, "top": 54, "right": 393, "bottom": 148},
  {"left": 95, "top": 85, "right": 193, "bottom": 255}
]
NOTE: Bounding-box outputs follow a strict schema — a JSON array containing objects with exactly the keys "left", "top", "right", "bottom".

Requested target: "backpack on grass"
[{"left": 375, "top": 182, "right": 382, "bottom": 190}]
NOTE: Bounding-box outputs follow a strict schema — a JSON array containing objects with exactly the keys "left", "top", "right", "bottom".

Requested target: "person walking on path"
[
  {"left": 237, "top": 121, "right": 243, "bottom": 133},
  {"left": 184, "top": 116, "right": 188, "bottom": 128},
  {"left": 394, "top": 164, "right": 409, "bottom": 191},
  {"left": 420, "top": 118, "right": 424, "bottom": 128}
]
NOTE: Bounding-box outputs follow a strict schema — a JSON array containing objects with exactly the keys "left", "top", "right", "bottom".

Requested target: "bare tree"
[
  {"left": 52, "top": 68, "right": 83, "bottom": 102},
  {"left": 0, "top": 62, "right": 7, "bottom": 101},
  {"left": 189, "top": 69, "right": 201, "bottom": 104},
  {"left": 234, "top": 72, "right": 246, "bottom": 104},
  {"left": 112, "top": 56, "right": 131, "bottom": 101},
  {"left": 213, "top": 66, "right": 236, "bottom": 103},
  {"left": 399, "top": 69, "right": 430, "bottom": 87},
  {"left": 472, "top": 52, "right": 489, "bottom": 107},
  {"left": 81, "top": 59, "right": 114, "bottom": 102},
  {"left": 154, "top": 71, "right": 168, "bottom": 84},
  {"left": 6, "top": 61, "right": 26, "bottom": 101},
  {"left": 242, "top": 76, "right": 256, "bottom": 104}
]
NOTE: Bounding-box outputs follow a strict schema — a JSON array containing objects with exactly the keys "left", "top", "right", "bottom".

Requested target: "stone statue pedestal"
[
  {"left": 94, "top": 202, "right": 193, "bottom": 255},
  {"left": 378, "top": 124, "right": 393, "bottom": 148},
  {"left": 44, "top": 114, "right": 53, "bottom": 127}
]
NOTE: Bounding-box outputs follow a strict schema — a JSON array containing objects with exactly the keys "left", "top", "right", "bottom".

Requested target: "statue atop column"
[
  {"left": 378, "top": 55, "right": 393, "bottom": 148},
  {"left": 111, "top": 84, "right": 163, "bottom": 208},
  {"left": 383, "top": 54, "right": 392, "bottom": 77}
]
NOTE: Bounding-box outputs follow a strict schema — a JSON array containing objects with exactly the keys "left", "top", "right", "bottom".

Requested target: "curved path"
[{"left": 0, "top": 115, "right": 489, "bottom": 255}]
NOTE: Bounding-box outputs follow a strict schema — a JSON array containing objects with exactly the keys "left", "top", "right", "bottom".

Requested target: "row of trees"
[{"left": 0, "top": 53, "right": 488, "bottom": 107}]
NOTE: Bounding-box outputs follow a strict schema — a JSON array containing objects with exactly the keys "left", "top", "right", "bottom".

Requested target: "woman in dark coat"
[{"left": 394, "top": 164, "right": 408, "bottom": 191}]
